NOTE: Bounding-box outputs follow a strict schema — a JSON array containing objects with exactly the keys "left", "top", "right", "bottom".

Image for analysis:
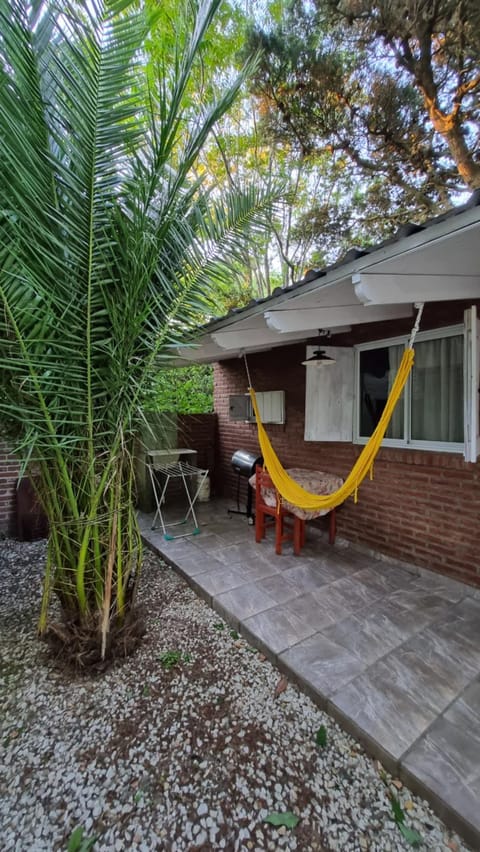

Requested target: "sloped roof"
[{"left": 176, "top": 191, "right": 480, "bottom": 364}]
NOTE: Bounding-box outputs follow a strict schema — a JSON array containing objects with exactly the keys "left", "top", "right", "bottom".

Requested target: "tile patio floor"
[{"left": 138, "top": 498, "right": 480, "bottom": 848}]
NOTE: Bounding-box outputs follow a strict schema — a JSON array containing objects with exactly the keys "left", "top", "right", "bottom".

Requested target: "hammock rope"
[{"left": 248, "top": 304, "right": 423, "bottom": 512}]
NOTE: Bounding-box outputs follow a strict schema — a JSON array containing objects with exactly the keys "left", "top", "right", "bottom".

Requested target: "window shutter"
[
  {"left": 464, "top": 306, "right": 480, "bottom": 462},
  {"left": 304, "top": 346, "right": 354, "bottom": 442}
]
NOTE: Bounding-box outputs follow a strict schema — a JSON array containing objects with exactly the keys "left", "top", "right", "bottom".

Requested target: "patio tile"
[
  {"left": 387, "top": 588, "right": 455, "bottom": 621},
  {"left": 191, "top": 564, "right": 262, "bottom": 597},
  {"left": 280, "top": 632, "right": 367, "bottom": 698},
  {"left": 438, "top": 595, "right": 480, "bottom": 637},
  {"left": 367, "top": 559, "right": 419, "bottom": 585},
  {"left": 379, "top": 596, "right": 457, "bottom": 638},
  {"left": 330, "top": 549, "right": 377, "bottom": 574},
  {"left": 408, "top": 571, "right": 470, "bottom": 603},
  {"left": 242, "top": 594, "right": 324, "bottom": 655},
  {"left": 214, "top": 573, "right": 300, "bottom": 623},
  {"left": 312, "top": 573, "right": 387, "bottom": 616},
  {"left": 298, "top": 553, "right": 358, "bottom": 582},
  {"left": 174, "top": 553, "right": 227, "bottom": 579},
  {"left": 253, "top": 549, "right": 308, "bottom": 571},
  {"left": 330, "top": 664, "right": 436, "bottom": 762},
  {"left": 255, "top": 572, "right": 304, "bottom": 604},
  {"left": 353, "top": 564, "right": 416, "bottom": 595},
  {"left": 320, "top": 605, "right": 413, "bottom": 666},
  {"left": 402, "top": 681, "right": 480, "bottom": 841},
  {"left": 208, "top": 541, "right": 280, "bottom": 568},
  {"left": 279, "top": 562, "right": 338, "bottom": 595},
  {"left": 419, "top": 597, "right": 480, "bottom": 673},
  {"left": 190, "top": 532, "right": 236, "bottom": 551},
  {"left": 370, "top": 646, "right": 463, "bottom": 717},
  {"left": 239, "top": 559, "right": 283, "bottom": 584}
]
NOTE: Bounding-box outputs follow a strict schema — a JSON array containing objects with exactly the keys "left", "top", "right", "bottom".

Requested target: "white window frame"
[{"left": 354, "top": 323, "right": 465, "bottom": 454}]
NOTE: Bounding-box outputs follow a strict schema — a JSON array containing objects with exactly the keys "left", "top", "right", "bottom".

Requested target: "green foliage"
[
  {"left": 242, "top": 0, "right": 480, "bottom": 254},
  {"left": 315, "top": 725, "right": 327, "bottom": 748},
  {"left": 157, "top": 650, "right": 191, "bottom": 670},
  {"left": 390, "top": 794, "right": 423, "bottom": 847},
  {"left": 146, "top": 365, "right": 213, "bottom": 414},
  {"left": 265, "top": 811, "right": 300, "bottom": 828},
  {"left": 0, "top": 0, "right": 277, "bottom": 665},
  {"left": 67, "top": 826, "right": 98, "bottom": 852}
]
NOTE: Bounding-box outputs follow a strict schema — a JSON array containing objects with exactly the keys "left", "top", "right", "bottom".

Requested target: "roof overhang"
[{"left": 175, "top": 202, "right": 480, "bottom": 365}]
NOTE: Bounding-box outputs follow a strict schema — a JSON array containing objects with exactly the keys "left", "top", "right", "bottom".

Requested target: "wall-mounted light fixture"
[{"left": 302, "top": 330, "right": 336, "bottom": 367}]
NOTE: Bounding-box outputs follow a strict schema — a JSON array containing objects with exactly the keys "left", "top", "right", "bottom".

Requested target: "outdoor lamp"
[
  {"left": 302, "top": 328, "right": 337, "bottom": 367},
  {"left": 302, "top": 348, "right": 336, "bottom": 367}
]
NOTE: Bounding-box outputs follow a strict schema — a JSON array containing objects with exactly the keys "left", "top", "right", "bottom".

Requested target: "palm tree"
[{"left": 0, "top": 0, "right": 273, "bottom": 666}]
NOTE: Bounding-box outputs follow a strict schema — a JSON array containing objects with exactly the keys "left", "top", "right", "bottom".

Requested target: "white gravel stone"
[{"left": 0, "top": 540, "right": 472, "bottom": 852}]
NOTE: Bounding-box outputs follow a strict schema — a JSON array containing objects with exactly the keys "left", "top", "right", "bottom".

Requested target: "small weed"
[
  {"left": 265, "top": 811, "right": 300, "bottom": 829},
  {"left": 141, "top": 684, "right": 150, "bottom": 697},
  {"left": 315, "top": 725, "right": 327, "bottom": 748},
  {"left": 134, "top": 790, "right": 144, "bottom": 804},
  {"left": 157, "top": 650, "right": 191, "bottom": 671},
  {"left": 67, "top": 826, "right": 98, "bottom": 852},
  {"left": 229, "top": 629, "right": 240, "bottom": 640},
  {"left": 213, "top": 623, "right": 225, "bottom": 631},
  {"left": 390, "top": 794, "right": 423, "bottom": 847}
]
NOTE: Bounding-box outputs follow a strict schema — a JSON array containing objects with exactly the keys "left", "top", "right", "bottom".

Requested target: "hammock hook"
[{"left": 408, "top": 302, "right": 424, "bottom": 349}]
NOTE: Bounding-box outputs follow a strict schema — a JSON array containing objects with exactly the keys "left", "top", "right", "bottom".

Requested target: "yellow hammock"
[{"left": 249, "top": 346, "right": 415, "bottom": 513}]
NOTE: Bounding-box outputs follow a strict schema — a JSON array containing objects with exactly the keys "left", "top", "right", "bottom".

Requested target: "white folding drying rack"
[{"left": 147, "top": 450, "right": 208, "bottom": 540}]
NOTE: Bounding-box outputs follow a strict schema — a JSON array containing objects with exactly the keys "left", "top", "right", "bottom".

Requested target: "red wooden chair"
[{"left": 254, "top": 465, "right": 305, "bottom": 556}]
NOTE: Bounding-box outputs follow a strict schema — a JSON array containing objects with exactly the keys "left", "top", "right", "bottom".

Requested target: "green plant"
[
  {"left": 264, "top": 811, "right": 300, "bottom": 829},
  {"left": 315, "top": 725, "right": 327, "bottom": 748},
  {"left": 157, "top": 649, "right": 190, "bottom": 671},
  {"left": 0, "top": 0, "right": 276, "bottom": 666},
  {"left": 67, "top": 826, "right": 98, "bottom": 852},
  {"left": 390, "top": 794, "right": 423, "bottom": 847},
  {"left": 145, "top": 364, "right": 213, "bottom": 414}
]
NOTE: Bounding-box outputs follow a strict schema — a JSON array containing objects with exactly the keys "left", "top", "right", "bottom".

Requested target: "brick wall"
[
  {"left": 0, "top": 440, "right": 20, "bottom": 536},
  {"left": 214, "top": 302, "right": 480, "bottom": 588}
]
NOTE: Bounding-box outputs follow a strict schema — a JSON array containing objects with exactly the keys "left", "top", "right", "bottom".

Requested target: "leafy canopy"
[{"left": 0, "top": 0, "right": 277, "bottom": 662}]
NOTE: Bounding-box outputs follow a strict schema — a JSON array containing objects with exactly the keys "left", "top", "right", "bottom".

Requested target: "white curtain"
[{"left": 411, "top": 335, "right": 463, "bottom": 442}]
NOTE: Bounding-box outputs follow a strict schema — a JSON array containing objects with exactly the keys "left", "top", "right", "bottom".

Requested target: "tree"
[
  {"left": 245, "top": 0, "right": 480, "bottom": 244},
  {"left": 0, "top": 0, "right": 274, "bottom": 666},
  {"left": 146, "top": 364, "right": 213, "bottom": 414},
  {"left": 331, "top": 0, "right": 480, "bottom": 190}
]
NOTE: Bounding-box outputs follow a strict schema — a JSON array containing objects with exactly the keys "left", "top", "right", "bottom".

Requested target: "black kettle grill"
[{"left": 229, "top": 449, "right": 262, "bottom": 523}]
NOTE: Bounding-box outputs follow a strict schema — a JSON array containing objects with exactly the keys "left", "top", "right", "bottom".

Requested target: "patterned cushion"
[{"left": 249, "top": 468, "right": 343, "bottom": 519}]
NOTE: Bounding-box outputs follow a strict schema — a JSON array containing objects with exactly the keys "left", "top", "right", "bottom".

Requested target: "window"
[{"left": 356, "top": 326, "right": 465, "bottom": 451}]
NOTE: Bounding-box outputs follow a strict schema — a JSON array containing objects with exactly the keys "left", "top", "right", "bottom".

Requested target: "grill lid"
[{"left": 231, "top": 449, "right": 262, "bottom": 477}]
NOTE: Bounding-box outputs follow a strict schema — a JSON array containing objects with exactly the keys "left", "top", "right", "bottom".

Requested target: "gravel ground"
[{"left": 0, "top": 538, "right": 469, "bottom": 852}]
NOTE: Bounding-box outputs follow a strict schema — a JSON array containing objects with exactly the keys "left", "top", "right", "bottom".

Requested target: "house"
[{"left": 176, "top": 193, "right": 480, "bottom": 588}]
